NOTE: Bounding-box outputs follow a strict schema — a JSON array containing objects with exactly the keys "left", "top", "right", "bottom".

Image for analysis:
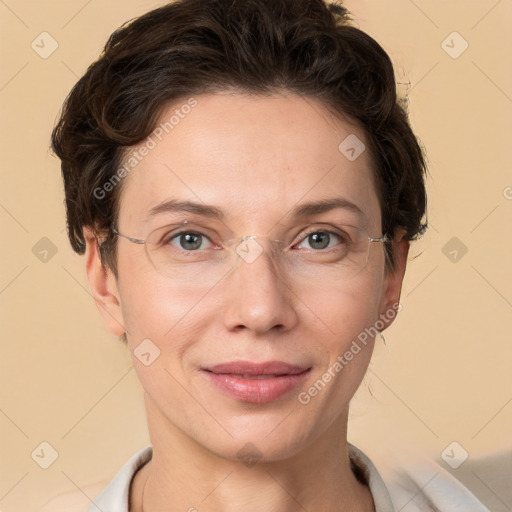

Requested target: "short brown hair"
[{"left": 51, "top": 0, "right": 427, "bottom": 274}]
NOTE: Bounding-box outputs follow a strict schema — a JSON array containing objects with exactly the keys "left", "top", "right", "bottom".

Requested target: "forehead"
[{"left": 117, "top": 92, "right": 382, "bottom": 232}]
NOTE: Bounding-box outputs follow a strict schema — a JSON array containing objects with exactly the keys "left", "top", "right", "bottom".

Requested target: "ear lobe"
[
  {"left": 379, "top": 230, "right": 410, "bottom": 328},
  {"left": 83, "top": 226, "right": 126, "bottom": 336}
]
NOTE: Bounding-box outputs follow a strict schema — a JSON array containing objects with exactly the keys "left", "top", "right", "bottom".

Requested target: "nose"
[{"left": 221, "top": 238, "right": 298, "bottom": 335}]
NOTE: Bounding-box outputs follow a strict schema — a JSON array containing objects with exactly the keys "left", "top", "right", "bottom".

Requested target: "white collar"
[{"left": 87, "top": 443, "right": 488, "bottom": 512}]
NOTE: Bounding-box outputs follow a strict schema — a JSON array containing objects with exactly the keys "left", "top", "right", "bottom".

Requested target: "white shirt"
[{"left": 84, "top": 443, "right": 490, "bottom": 512}]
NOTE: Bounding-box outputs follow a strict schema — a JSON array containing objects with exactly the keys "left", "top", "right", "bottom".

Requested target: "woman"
[{"left": 51, "top": 0, "right": 489, "bottom": 510}]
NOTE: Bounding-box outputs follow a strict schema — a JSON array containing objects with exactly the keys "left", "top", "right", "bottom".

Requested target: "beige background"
[{"left": 0, "top": 0, "right": 511, "bottom": 511}]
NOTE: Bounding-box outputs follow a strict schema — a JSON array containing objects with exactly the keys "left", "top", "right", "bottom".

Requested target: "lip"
[{"left": 202, "top": 360, "right": 311, "bottom": 404}]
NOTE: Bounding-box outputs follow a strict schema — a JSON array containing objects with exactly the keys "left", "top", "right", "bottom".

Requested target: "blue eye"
[
  {"left": 296, "top": 231, "right": 344, "bottom": 251},
  {"left": 169, "top": 232, "right": 213, "bottom": 251}
]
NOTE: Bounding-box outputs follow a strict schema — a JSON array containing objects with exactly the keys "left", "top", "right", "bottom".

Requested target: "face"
[{"left": 87, "top": 91, "right": 407, "bottom": 462}]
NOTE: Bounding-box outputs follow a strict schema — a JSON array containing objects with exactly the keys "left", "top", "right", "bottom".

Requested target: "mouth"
[{"left": 201, "top": 361, "right": 311, "bottom": 404}]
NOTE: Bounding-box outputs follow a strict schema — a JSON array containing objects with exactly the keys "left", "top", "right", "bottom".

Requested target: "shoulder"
[
  {"left": 355, "top": 443, "right": 505, "bottom": 512},
  {"left": 384, "top": 459, "right": 490, "bottom": 511},
  {"left": 38, "top": 446, "right": 153, "bottom": 512}
]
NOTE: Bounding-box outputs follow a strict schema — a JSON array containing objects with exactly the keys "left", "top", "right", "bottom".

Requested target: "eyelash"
[{"left": 165, "top": 228, "right": 348, "bottom": 252}]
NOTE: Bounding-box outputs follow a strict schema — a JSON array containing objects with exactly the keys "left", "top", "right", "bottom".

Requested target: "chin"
[{"left": 192, "top": 417, "right": 316, "bottom": 464}]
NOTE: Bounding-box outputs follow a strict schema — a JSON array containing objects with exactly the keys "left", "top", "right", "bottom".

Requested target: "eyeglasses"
[{"left": 112, "top": 221, "right": 388, "bottom": 283}]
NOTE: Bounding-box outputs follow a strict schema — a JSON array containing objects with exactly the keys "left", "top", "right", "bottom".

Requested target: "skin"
[{"left": 84, "top": 91, "right": 409, "bottom": 512}]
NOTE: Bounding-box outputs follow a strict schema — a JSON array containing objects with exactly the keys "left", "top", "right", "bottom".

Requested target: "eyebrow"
[
  {"left": 147, "top": 197, "right": 365, "bottom": 221},
  {"left": 293, "top": 197, "right": 364, "bottom": 219},
  {"left": 148, "top": 199, "right": 226, "bottom": 220}
]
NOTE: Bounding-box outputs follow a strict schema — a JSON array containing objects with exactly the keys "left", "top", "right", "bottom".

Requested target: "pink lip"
[{"left": 202, "top": 360, "right": 311, "bottom": 404}]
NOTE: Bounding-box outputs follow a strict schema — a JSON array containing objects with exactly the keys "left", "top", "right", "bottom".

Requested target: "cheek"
[
  {"left": 302, "top": 267, "right": 384, "bottom": 344},
  {"left": 304, "top": 271, "right": 383, "bottom": 385},
  {"left": 117, "top": 273, "right": 218, "bottom": 407},
  {"left": 115, "top": 243, "right": 213, "bottom": 339},
  {"left": 294, "top": 280, "right": 382, "bottom": 420}
]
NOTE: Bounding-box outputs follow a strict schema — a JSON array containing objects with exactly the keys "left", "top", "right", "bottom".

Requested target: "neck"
[{"left": 130, "top": 397, "right": 375, "bottom": 512}]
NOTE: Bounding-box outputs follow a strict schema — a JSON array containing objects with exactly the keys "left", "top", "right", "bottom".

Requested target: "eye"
[
  {"left": 168, "top": 231, "right": 214, "bottom": 251},
  {"left": 295, "top": 230, "right": 346, "bottom": 251}
]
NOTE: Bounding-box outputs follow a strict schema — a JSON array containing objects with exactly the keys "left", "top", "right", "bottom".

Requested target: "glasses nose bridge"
[
  {"left": 224, "top": 234, "right": 284, "bottom": 266},
  {"left": 227, "top": 233, "right": 283, "bottom": 247}
]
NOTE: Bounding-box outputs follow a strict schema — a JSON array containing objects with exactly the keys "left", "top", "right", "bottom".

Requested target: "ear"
[
  {"left": 378, "top": 229, "right": 409, "bottom": 329},
  {"left": 83, "top": 226, "right": 126, "bottom": 336}
]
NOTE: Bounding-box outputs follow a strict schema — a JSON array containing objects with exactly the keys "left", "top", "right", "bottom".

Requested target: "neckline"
[{"left": 126, "top": 443, "right": 391, "bottom": 512}]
